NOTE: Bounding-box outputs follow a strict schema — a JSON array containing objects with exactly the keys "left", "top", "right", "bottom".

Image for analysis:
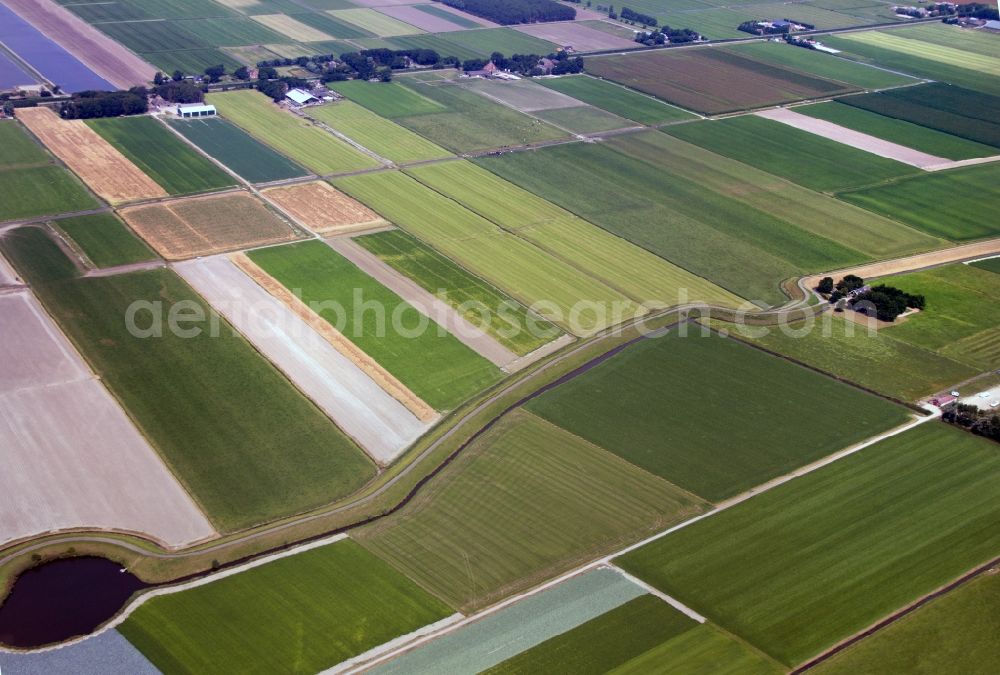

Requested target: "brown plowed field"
[
  {"left": 120, "top": 192, "right": 301, "bottom": 260},
  {"left": 263, "top": 181, "right": 388, "bottom": 235},
  {"left": 585, "top": 48, "right": 855, "bottom": 115},
  {"left": 16, "top": 107, "right": 165, "bottom": 204},
  {"left": 4, "top": 0, "right": 156, "bottom": 88}
]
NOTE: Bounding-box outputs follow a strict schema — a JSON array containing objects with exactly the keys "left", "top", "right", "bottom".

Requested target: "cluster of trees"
[
  {"left": 255, "top": 68, "right": 308, "bottom": 100},
  {"left": 152, "top": 80, "right": 204, "bottom": 103},
  {"left": 257, "top": 54, "right": 338, "bottom": 69},
  {"left": 463, "top": 51, "right": 583, "bottom": 76},
  {"left": 438, "top": 0, "right": 575, "bottom": 25},
  {"left": 620, "top": 7, "right": 657, "bottom": 26},
  {"left": 58, "top": 88, "right": 148, "bottom": 119},
  {"left": 945, "top": 2, "right": 1000, "bottom": 20},
  {"left": 737, "top": 18, "right": 814, "bottom": 35},
  {"left": 943, "top": 403, "right": 1000, "bottom": 442},
  {"left": 634, "top": 25, "right": 701, "bottom": 45},
  {"left": 152, "top": 64, "right": 250, "bottom": 86},
  {"left": 852, "top": 285, "right": 926, "bottom": 322},
  {"left": 784, "top": 34, "right": 817, "bottom": 50}
]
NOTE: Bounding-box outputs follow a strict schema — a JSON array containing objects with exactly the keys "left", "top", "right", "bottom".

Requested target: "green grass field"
[
  {"left": 53, "top": 213, "right": 156, "bottom": 268},
  {"left": 814, "top": 569, "right": 1000, "bottom": 674},
  {"left": 532, "top": 106, "right": 634, "bottom": 134},
  {"left": 971, "top": 257, "right": 1000, "bottom": 275},
  {"left": 407, "top": 160, "right": 745, "bottom": 309},
  {"left": 476, "top": 135, "right": 882, "bottom": 306},
  {"left": 207, "top": 90, "right": 380, "bottom": 174},
  {"left": 536, "top": 75, "right": 695, "bottom": 125},
  {"left": 0, "top": 166, "right": 98, "bottom": 223},
  {"left": 617, "top": 422, "right": 1000, "bottom": 666},
  {"left": 726, "top": 41, "right": 915, "bottom": 90},
  {"left": 357, "top": 410, "right": 706, "bottom": 611},
  {"left": 485, "top": 595, "right": 698, "bottom": 675},
  {"left": 327, "top": 80, "right": 447, "bottom": 118},
  {"left": 0, "top": 119, "right": 50, "bottom": 168},
  {"left": 878, "top": 263, "right": 1000, "bottom": 370},
  {"left": 305, "top": 100, "right": 450, "bottom": 163},
  {"left": 119, "top": 539, "right": 453, "bottom": 674},
  {"left": 354, "top": 229, "right": 559, "bottom": 356},
  {"left": 666, "top": 115, "right": 921, "bottom": 192},
  {"left": 87, "top": 116, "right": 234, "bottom": 196},
  {"left": 430, "top": 27, "right": 558, "bottom": 59},
  {"left": 334, "top": 170, "right": 639, "bottom": 335},
  {"left": 142, "top": 48, "right": 242, "bottom": 76},
  {"left": 704, "top": 316, "right": 977, "bottom": 402},
  {"left": 526, "top": 330, "right": 911, "bottom": 501},
  {"left": 176, "top": 16, "right": 286, "bottom": 46},
  {"left": 835, "top": 29, "right": 1000, "bottom": 77},
  {"left": 798, "top": 101, "right": 998, "bottom": 161},
  {"left": 167, "top": 117, "right": 309, "bottom": 183},
  {"left": 329, "top": 8, "right": 423, "bottom": 36},
  {"left": 247, "top": 240, "right": 501, "bottom": 410},
  {"left": 839, "top": 163, "right": 1000, "bottom": 241},
  {"left": 2, "top": 228, "right": 374, "bottom": 531},
  {"left": 609, "top": 624, "right": 783, "bottom": 675},
  {"left": 390, "top": 80, "right": 569, "bottom": 153}
]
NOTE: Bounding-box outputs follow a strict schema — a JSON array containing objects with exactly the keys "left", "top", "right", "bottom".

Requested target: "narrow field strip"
[
  {"left": 230, "top": 253, "right": 437, "bottom": 423},
  {"left": 262, "top": 181, "right": 388, "bottom": 236},
  {"left": 16, "top": 107, "right": 165, "bottom": 204},
  {"left": 328, "top": 238, "right": 518, "bottom": 369},
  {"left": 176, "top": 256, "right": 432, "bottom": 465},
  {"left": 756, "top": 108, "right": 948, "bottom": 169}
]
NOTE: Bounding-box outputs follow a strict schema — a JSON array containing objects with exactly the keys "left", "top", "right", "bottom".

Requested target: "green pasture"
[
  {"left": 54, "top": 213, "right": 156, "bottom": 268},
  {"left": 87, "top": 117, "right": 234, "bottom": 195},
  {"left": 142, "top": 48, "right": 242, "bottom": 75},
  {"left": 666, "top": 115, "right": 920, "bottom": 192},
  {"left": 705, "top": 316, "right": 976, "bottom": 402},
  {"left": 610, "top": 624, "right": 783, "bottom": 675},
  {"left": 354, "top": 229, "right": 558, "bottom": 356},
  {"left": 326, "top": 80, "right": 447, "bottom": 118},
  {"left": 119, "top": 540, "right": 452, "bottom": 674},
  {"left": 617, "top": 423, "right": 1000, "bottom": 666},
  {"left": 334, "top": 170, "right": 639, "bottom": 335},
  {"left": 536, "top": 75, "right": 694, "bottom": 125},
  {"left": 329, "top": 8, "right": 423, "bottom": 36},
  {"left": 357, "top": 410, "right": 705, "bottom": 611},
  {"left": 407, "top": 160, "right": 745, "bottom": 309},
  {"left": 839, "top": 163, "right": 1000, "bottom": 241},
  {"left": 527, "top": 330, "right": 909, "bottom": 501},
  {"left": 971, "top": 257, "right": 1000, "bottom": 275},
  {"left": 0, "top": 119, "right": 50, "bottom": 168},
  {"left": 175, "top": 16, "right": 285, "bottom": 46},
  {"left": 167, "top": 117, "right": 309, "bottom": 184},
  {"left": 306, "top": 100, "right": 450, "bottom": 163},
  {"left": 726, "top": 42, "right": 915, "bottom": 90},
  {"left": 1, "top": 228, "right": 374, "bottom": 531},
  {"left": 798, "top": 102, "right": 998, "bottom": 160},
  {"left": 247, "top": 240, "right": 501, "bottom": 410},
  {"left": 0, "top": 166, "right": 98, "bottom": 223},
  {"left": 532, "top": 106, "right": 634, "bottom": 134},
  {"left": 207, "top": 90, "right": 379, "bottom": 174},
  {"left": 834, "top": 30, "right": 1000, "bottom": 78}
]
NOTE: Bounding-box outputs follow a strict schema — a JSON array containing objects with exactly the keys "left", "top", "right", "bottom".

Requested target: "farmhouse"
[
  {"left": 176, "top": 103, "right": 216, "bottom": 118},
  {"left": 466, "top": 61, "right": 499, "bottom": 78}
]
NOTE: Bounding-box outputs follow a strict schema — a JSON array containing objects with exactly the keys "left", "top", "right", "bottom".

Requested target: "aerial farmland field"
[
  {"left": 1, "top": 227, "right": 374, "bottom": 532},
  {"left": 262, "top": 181, "right": 387, "bottom": 235},
  {"left": 206, "top": 90, "right": 380, "bottom": 174},
  {"left": 87, "top": 116, "right": 234, "bottom": 196},
  {"left": 526, "top": 330, "right": 910, "bottom": 501},
  {"left": 357, "top": 410, "right": 705, "bottom": 610},
  {"left": 617, "top": 423, "right": 1000, "bottom": 666},
  {"left": 326, "top": 79, "right": 447, "bottom": 118},
  {"left": 167, "top": 116, "right": 310, "bottom": 183},
  {"left": 305, "top": 100, "right": 451, "bottom": 163},
  {"left": 247, "top": 240, "right": 502, "bottom": 410},
  {"left": 119, "top": 539, "right": 453, "bottom": 674},
  {"left": 53, "top": 213, "right": 156, "bottom": 269},
  {"left": 535, "top": 75, "right": 695, "bottom": 125},
  {"left": 971, "top": 257, "right": 1000, "bottom": 274}
]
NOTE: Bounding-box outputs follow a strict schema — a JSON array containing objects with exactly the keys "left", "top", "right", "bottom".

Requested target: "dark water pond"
[{"left": 0, "top": 556, "right": 148, "bottom": 648}]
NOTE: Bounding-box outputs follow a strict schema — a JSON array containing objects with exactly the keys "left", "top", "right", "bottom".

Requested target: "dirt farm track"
[{"left": 2, "top": 0, "right": 156, "bottom": 89}]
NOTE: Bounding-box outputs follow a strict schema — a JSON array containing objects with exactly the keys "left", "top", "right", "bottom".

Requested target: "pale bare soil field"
[
  {"left": 120, "top": 192, "right": 300, "bottom": 260},
  {"left": 0, "top": 292, "right": 216, "bottom": 548},
  {"left": 0, "top": 253, "right": 18, "bottom": 286},
  {"left": 376, "top": 5, "right": 468, "bottom": 32},
  {"left": 757, "top": 108, "right": 949, "bottom": 169},
  {"left": 176, "top": 256, "right": 432, "bottom": 464},
  {"left": 3, "top": 0, "right": 156, "bottom": 88},
  {"left": 515, "top": 22, "right": 637, "bottom": 51},
  {"left": 262, "top": 181, "right": 388, "bottom": 235},
  {"left": 15, "top": 107, "right": 165, "bottom": 204},
  {"left": 231, "top": 253, "right": 437, "bottom": 423}
]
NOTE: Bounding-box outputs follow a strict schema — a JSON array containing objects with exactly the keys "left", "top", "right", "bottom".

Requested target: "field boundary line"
[
  {"left": 609, "top": 565, "right": 706, "bottom": 623},
  {"left": 323, "top": 612, "right": 464, "bottom": 675}
]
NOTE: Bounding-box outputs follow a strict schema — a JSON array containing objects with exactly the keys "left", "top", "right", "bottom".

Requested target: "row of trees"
[
  {"left": 58, "top": 88, "right": 147, "bottom": 119},
  {"left": 620, "top": 7, "right": 657, "bottom": 26},
  {"left": 634, "top": 26, "right": 701, "bottom": 45},
  {"left": 943, "top": 404, "right": 1000, "bottom": 443},
  {"left": 438, "top": 0, "right": 575, "bottom": 25}
]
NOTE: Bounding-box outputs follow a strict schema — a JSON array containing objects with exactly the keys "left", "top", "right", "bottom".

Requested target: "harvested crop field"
[
  {"left": 16, "top": 107, "right": 166, "bottom": 204},
  {"left": 248, "top": 240, "right": 502, "bottom": 410},
  {"left": 0, "top": 0, "right": 155, "bottom": 89},
  {"left": 617, "top": 423, "right": 1000, "bottom": 666},
  {"left": 585, "top": 48, "right": 854, "bottom": 115},
  {"left": 87, "top": 116, "right": 234, "bottom": 196},
  {"left": 207, "top": 90, "right": 379, "bottom": 175},
  {"left": 462, "top": 78, "right": 583, "bottom": 112},
  {"left": 0, "top": 289, "right": 215, "bottom": 548},
  {"left": 54, "top": 212, "right": 157, "bottom": 268},
  {"left": 167, "top": 117, "right": 310, "bottom": 184},
  {"left": 120, "top": 191, "right": 301, "bottom": 260},
  {"left": 262, "top": 181, "right": 387, "bottom": 235},
  {"left": 358, "top": 410, "right": 706, "bottom": 611},
  {"left": 371, "top": 568, "right": 648, "bottom": 674},
  {"left": 514, "top": 21, "right": 636, "bottom": 51},
  {"left": 526, "top": 330, "right": 911, "bottom": 502},
  {"left": 537, "top": 75, "right": 694, "bottom": 125},
  {"left": 176, "top": 257, "right": 430, "bottom": 464},
  {"left": 1, "top": 227, "right": 374, "bottom": 532},
  {"left": 120, "top": 539, "right": 453, "bottom": 674}
]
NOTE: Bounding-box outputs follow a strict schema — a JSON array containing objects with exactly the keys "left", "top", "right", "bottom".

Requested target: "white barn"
[{"left": 176, "top": 103, "right": 216, "bottom": 118}]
